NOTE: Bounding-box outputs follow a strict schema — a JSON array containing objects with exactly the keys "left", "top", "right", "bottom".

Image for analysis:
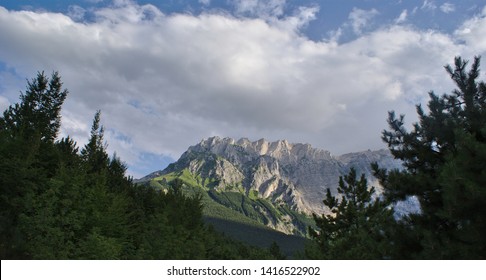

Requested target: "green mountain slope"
[
  {"left": 146, "top": 168, "right": 315, "bottom": 236},
  {"left": 137, "top": 136, "right": 402, "bottom": 255},
  {"left": 143, "top": 170, "right": 311, "bottom": 257}
]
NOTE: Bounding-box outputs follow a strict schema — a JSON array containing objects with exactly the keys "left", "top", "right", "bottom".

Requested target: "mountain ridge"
[
  {"left": 139, "top": 136, "right": 397, "bottom": 181},
  {"left": 137, "top": 136, "right": 403, "bottom": 235},
  {"left": 139, "top": 136, "right": 402, "bottom": 212}
]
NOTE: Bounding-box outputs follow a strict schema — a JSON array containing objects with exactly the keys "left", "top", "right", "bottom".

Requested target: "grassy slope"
[
  {"left": 150, "top": 172, "right": 269, "bottom": 229},
  {"left": 149, "top": 169, "right": 313, "bottom": 257}
]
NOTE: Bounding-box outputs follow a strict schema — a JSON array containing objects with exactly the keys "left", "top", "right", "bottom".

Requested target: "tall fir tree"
[
  {"left": 308, "top": 168, "right": 395, "bottom": 259},
  {"left": 0, "top": 72, "right": 68, "bottom": 258},
  {"left": 374, "top": 56, "right": 486, "bottom": 259},
  {"left": 1, "top": 71, "right": 67, "bottom": 142},
  {"left": 81, "top": 110, "right": 109, "bottom": 175}
]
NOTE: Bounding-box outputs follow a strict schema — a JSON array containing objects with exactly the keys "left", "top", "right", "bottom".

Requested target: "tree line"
[{"left": 0, "top": 72, "right": 278, "bottom": 259}]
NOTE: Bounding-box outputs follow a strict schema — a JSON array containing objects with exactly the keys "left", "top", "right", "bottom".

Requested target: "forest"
[
  {"left": 0, "top": 72, "right": 279, "bottom": 259},
  {"left": 1, "top": 56, "right": 485, "bottom": 259}
]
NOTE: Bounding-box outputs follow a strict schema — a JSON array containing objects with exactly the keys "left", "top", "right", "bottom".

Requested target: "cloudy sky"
[{"left": 1, "top": 0, "right": 485, "bottom": 178}]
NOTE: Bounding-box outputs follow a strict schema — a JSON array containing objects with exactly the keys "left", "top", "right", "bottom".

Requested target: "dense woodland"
[
  {"left": 1, "top": 56, "right": 485, "bottom": 259},
  {"left": 0, "top": 73, "right": 277, "bottom": 259}
]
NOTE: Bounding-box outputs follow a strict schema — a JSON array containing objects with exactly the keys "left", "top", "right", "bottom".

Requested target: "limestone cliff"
[{"left": 154, "top": 136, "right": 402, "bottom": 216}]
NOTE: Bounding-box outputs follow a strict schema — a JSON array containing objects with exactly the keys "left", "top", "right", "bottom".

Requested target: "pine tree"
[
  {"left": 81, "top": 110, "right": 109, "bottom": 174},
  {"left": 308, "top": 168, "right": 395, "bottom": 259},
  {"left": 0, "top": 71, "right": 277, "bottom": 260},
  {"left": 374, "top": 56, "right": 486, "bottom": 259},
  {"left": 0, "top": 72, "right": 69, "bottom": 258},
  {"left": 1, "top": 71, "right": 67, "bottom": 142}
]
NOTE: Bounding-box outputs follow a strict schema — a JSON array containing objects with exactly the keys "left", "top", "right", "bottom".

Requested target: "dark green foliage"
[
  {"left": 204, "top": 217, "right": 306, "bottom": 259},
  {"left": 148, "top": 171, "right": 309, "bottom": 258},
  {"left": 1, "top": 72, "right": 68, "bottom": 258},
  {"left": 0, "top": 72, "right": 273, "bottom": 260},
  {"left": 307, "top": 168, "right": 395, "bottom": 259},
  {"left": 157, "top": 168, "right": 313, "bottom": 237},
  {"left": 1, "top": 71, "right": 67, "bottom": 142},
  {"left": 268, "top": 241, "right": 286, "bottom": 260},
  {"left": 81, "top": 110, "right": 109, "bottom": 175},
  {"left": 374, "top": 56, "right": 486, "bottom": 259}
]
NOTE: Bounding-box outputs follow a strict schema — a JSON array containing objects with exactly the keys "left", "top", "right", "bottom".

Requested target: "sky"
[{"left": 0, "top": 0, "right": 485, "bottom": 178}]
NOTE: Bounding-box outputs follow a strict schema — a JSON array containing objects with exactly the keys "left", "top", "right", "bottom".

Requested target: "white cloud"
[
  {"left": 67, "top": 5, "right": 86, "bottom": 21},
  {"left": 199, "top": 0, "right": 211, "bottom": 6},
  {"left": 0, "top": 3, "right": 484, "bottom": 177},
  {"left": 421, "top": 0, "right": 437, "bottom": 11},
  {"left": 348, "top": 8, "right": 379, "bottom": 35},
  {"left": 328, "top": 27, "right": 343, "bottom": 42},
  {"left": 232, "top": 0, "right": 318, "bottom": 32},
  {"left": 0, "top": 95, "right": 9, "bottom": 112},
  {"left": 395, "top": 9, "right": 408, "bottom": 24},
  {"left": 454, "top": 7, "right": 486, "bottom": 52},
  {"left": 234, "top": 0, "right": 286, "bottom": 18},
  {"left": 275, "top": 5, "right": 319, "bottom": 32},
  {"left": 439, "top": 3, "right": 455, "bottom": 14}
]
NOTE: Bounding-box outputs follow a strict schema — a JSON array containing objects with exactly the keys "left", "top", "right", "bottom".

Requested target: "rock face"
[{"left": 148, "top": 136, "right": 403, "bottom": 215}]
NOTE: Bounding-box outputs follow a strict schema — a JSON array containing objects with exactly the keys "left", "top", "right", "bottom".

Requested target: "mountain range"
[{"left": 137, "top": 136, "right": 404, "bottom": 236}]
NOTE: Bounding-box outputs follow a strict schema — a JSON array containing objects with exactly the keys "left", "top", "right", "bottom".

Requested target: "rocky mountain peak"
[
  {"left": 140, "top": 136, "right": 406, "bottom": 235},
  {"left": 192, "top": 136, "right": 332, "bottom": 164},
  {"left": 166, "top": 137, "right": 402, "bottom": 214}
]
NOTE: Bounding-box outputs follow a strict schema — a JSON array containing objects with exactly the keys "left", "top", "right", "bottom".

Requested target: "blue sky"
[
  {"left": 2, "top": 1, "right": 483, "bottom": 40},
  {"left": 1, "top": 0, "right": 485, "bottom": 178}
]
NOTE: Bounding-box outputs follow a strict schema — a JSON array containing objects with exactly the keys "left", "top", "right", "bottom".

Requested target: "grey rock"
[{"left": 147, "top": 136, "right": 404, "bottom": 215}]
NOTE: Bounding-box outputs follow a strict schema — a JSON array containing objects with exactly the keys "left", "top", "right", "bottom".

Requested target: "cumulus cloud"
[
  {"left": 232, "top": 0, "right": 319, "bottom": 32},
  {"left": 348, "top": 8, "right": 379, "bottom": 35},
  {"left": 0, "top": 3, "right": 485, "bottom": 177},
  {"left": 454, "top": 6, "right": 486, "bottom": 52},
  {"left": 199, "top": 0, "right": 211, "bottom": 6},
  {"left": 395, "top": 9, "right": 408, "bottom": 24},
  {"left": 0, "top": 95, "right": 9, "bottom": 111},
  {"left": 439, "top": 3, "right": 455, "bottom": 14},
  {"left": 67, "top": 5, "right": 86, "bottom": 21},
  {"left": 233, "top": 0, "right": 286, "bottom": 19},
  {"left": 421, "top": 0, "right": 437, "bottom": 11}
]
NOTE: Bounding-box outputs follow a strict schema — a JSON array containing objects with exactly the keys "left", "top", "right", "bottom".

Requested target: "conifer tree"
[
  {"left": 0, "top": 71, "right": 276, "bottom": 260},
  {"left": 374, "top": 56, "right": 486, "bottom": 259},
  {"left": 1, "top": 71, "right": 67, "bottom": 142},
  {"left": 309, "top": 168, "right": 394, "bottom": 259},
  {"left": 81, "top": 110, "right": 109, "bottom": 174},
  {"left": 0, "top": 71, "right": 68, "bottom": 258}
]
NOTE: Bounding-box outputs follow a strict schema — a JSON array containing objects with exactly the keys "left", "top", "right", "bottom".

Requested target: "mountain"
[{"left": 138, "top": 136, "right": 403, "bottom": 236}]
